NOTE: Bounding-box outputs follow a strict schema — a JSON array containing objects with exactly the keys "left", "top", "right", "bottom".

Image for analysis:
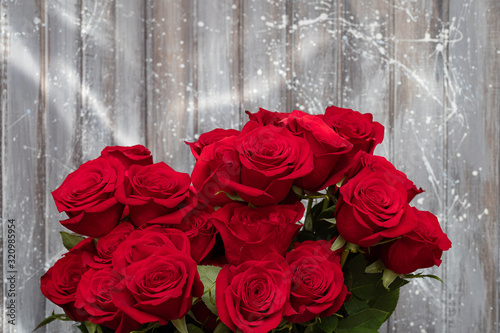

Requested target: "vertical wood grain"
[
  {"left": 392, "top": 1, "right": 448, "bottom": 332},
  {"left": 1, "top": 1, "right": 46, "bottom": 332},
  {"left": 80, "top": 0, "right": 115, "bottom": 160},
  {"left": 445, "top": 0, "right": 500, "bottom": 331},
  {"left": 339, "top": 0, "right": 392, "bottom": 158},
  {"left": 147, "top": 0, "right": 195, "bottom": 172},
  {"left": 291, "top": 0, "right": 340, "bottom": 114},
  {"left": 114, "top": 0, "right": 146, "bottom": 146},
  {"left": 241, "top": 0, "right": 290, "bottom": 113},
  {"left": 44, "top": 0, "right": 82, "bottom": 332},
  {"left": 195, "top": 0, "right": 241, "bottom": 138}
]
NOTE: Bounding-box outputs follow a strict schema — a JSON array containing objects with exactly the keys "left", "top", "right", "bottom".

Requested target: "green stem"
[{"left": 304, "top": 198, "right": 314, "bottom": 231}]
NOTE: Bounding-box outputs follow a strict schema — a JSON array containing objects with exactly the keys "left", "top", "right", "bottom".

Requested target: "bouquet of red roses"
[{"left": 37, "top": 106, "right": 451, "bottom": 333}]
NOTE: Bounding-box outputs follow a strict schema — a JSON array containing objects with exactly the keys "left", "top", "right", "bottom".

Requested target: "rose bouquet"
[{"left": 37, "top": 106, "right": 451, "bottom": 333}]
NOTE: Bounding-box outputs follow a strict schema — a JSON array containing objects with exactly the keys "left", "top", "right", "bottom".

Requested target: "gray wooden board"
[
  {"left": 1, "top": 1, "right": 499, "bottom": 332},
  {"left": 44, "top": 0, "right": 83, "bottom": 332},
  {"left": 391, "top": 1, "right": 448, "bottom": 332},
  {"left": 2, "top": 1, "right": 46, "bottom": 332}
]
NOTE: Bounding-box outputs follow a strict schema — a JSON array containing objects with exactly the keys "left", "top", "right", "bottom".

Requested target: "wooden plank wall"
[{"left": 1, "top": 1, "right": 498, "bottom": 332}]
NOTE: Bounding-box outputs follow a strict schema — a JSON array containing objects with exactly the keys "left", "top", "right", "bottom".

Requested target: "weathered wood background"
[{"left": 1, "top": 0, "right": 498, "bottom": 332}]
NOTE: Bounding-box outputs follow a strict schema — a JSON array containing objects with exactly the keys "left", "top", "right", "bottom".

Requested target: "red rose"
[
  {"left": 112, "top": 226, "right": 190, "bottom": 275},
  {"left": 336, "top": 166, "right": 418, "bottom": 247},
  {"left": 348, "top": 153, "right": 424, "bottom": 202},
  {"left": 380, "top": 207, "right": 452, "bottom": 274},
  {"left": 40, "top": 238, "right": 96, "bottom": 321},
  {"left": 172, "top": 205, "right": 217, "bottom": 263},
  {"left": 115, "top": 162, "right": 198, "bottom": 227},
  {"left": 211, "top": 202, "right": 304, "bottom": 265},
  {"left": 100, "top": 145, "right": 153, "bottom": 170},
  {"left": 323, "top": 106, "right": 384, "bottom": 155},
  {"left": 216, "top": 254, "right": 291, "bottom": 333},
  {"left": 191, "top": 137, "right": 241, "bottom": 206},
  {"left": 227, "top": 122, "right": 314, "bottom": 206},
  {"left": 118, "top": 246, "right": 204, "bottom": 324},
  {"left": 285, "top": 241, "right": 348, "bottom": 323},
  {"left": 75, "top": 267, "right": 141, "bottom": 333},
  {"left": 93, "top": 222, "right": 135, "bottom": 267},
  {"left": 286, "top": 110, "right": 354, "bottom": 190},
  {"left": 186, "top": 128, "right": 240, "bottom": 160},
  {"left": 246, "top": 108, "right": 289, "bottom": 127},
  {"left": 52, "top": 157, "right": 125, "bottom": 237}
]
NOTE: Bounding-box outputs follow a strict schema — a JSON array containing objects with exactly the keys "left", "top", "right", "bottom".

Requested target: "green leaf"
[
  {"left": 364, "top": 260, "right": 384, "bottom": 274},
  {"left": 130, "top": 322, "right": 161, "bottom": 333},
  {"left": 370, "top": 288, "right": 400, "bottom": 321},
  {"left": 330, "top": 236, "right": 346, "bottom": 252},
  {"left": 186, "top": 324, "right": 205, "bottom": 333},
  {"left": 382, "top": 268, "right": 399, "bottom": 289},
  {"left": 343, "top": 295, "right": 370, "bottom": 316},
  {"left": 85, "top": 321, "right": 98, "bottom": 333},
  {"left": 197, "top": 265, "right": 222, "bottom": 315},
  {"left": 60, "top": 231, "right": 86, "bottom": 250},
  {"left": 403, "top": 273, "right": 443, "bottom": 283},
  {"left": 213, "top": 322, "right": 232, "bottom": 333},
  {"left": 336, "top": 309, "right": 388, "bottom": 332},
  {"left": 33, "top": 311, "right": 73, "bottom": 332},
  {"left": 318, "top": 315, "right": 339, "bottom": 333},
  {"left": 215, "top": 191, "right": 245, "bottom": 202},
  {"left": 172, "top": 317, "right": 188, "bottom": 333}
]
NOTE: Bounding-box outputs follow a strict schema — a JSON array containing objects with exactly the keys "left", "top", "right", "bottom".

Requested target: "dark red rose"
[
  {"left": 284, "top": 241, "right": 348, "bottom": 323},
  {"left": 216, "top": 254, "right": 291, "bottom": 333},
  {"left": 115, "top": 162, "right": 198, "bottom": 227},
  {"left": 226, "top": 122, "right": 314, "bottom": 206},
  {"left": 74, "top": 267, "right": 141, "bottom": 333},
  {"left": 40, "top": 238, "right": 97, "bottom": 321},
  {"left": 285, "top": 110, "right": 354, "bottom": 191},
  {"left": 100, "top": 145, "right": 153, "bottom": 170},
  {"left": 246, "top": 108, "right": 289, "bottom": 127},
  {"left": 336, "top": 166, "right": 418, "bottom": 247},
  {"left": 94, "top": 222, "right": 135, "bottom": 267},
  {"left": 347, "top": 153, "right": 424, "bottom": 202},
  {"left": 52, "top": 157, "right": 125, "bottom": 237},
  {"left": 191, "top": 137, "right": 241, "bottom": 206},
  {"left": 112, "top": 226, "right": 190, "bottom": 275},
  {"left": 186, "top": 128, "right": 240, "bottom": 160},
  {"left": 211, "top": 202, "right": 304, "bottom": 265},
  {"left": 171, "top": 205, "right": 217, "bottom": 263},
  {"left": 118, "top": 246, "right": 204, "bottom": 324},
  {"left": 380, "top": 207, "right": 452, "bottom": 274},
  {"left": 323, "top": 106, "right": 384, "bottom": 155}
]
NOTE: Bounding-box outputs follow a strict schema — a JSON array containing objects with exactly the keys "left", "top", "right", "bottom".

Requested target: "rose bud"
[
  {"left": 216, "top": 254, "right": 291, "bottom": 333},
  {"left": 40, "top": 238, "right": 97, "bottom": 321},
  {"left": 52, "top": 157, "right": 126, "bottom": 237},
  {"left": 323, "top": 105, "right": 384, "bottom": 155},
  {"left": 74, "top": 267, "right": 141, "bottom": 333},
  {"left": 115, "top": 162, "right": 198, "bottom": 227},
  {"left": 286, "top": 110, "right": 354, "bottom": 191},
  {"left": 211, "top": 202, "right": 304, "bottom": 265},
  {"left": 100, "top": 145, "right": 153, "bottom": 170},
  {"left": 190, "top": 137, "right": 241, "bottom": 206},
  {"left": 171, "top": 205, "right": 217, "bottom": 263},
  {"left": 380, "top": 207, "right": 452, "bottom": 274},
  {"left": 118, "top": 246, "right": 204, "bottom": 324},
  {"left": 112, "top": 225, "right": 191, "bottom": 275},
  {"left": 335, "top": 165, "right": 418, "bottom": 247},
  {"left": 245, "top": 107, "right": 289, "bottom": 127},
  {"left": 93, "top": 222, "right": 135, "bottom": 267},
  {"left": 186, "top": 128, "right": 240, "bottom": 160},
  {"left": 285, "top": 241, "right": 349, "bottom": 323},
  {"left": 226, "top": 122, "right": 314, "bottom": 206}
]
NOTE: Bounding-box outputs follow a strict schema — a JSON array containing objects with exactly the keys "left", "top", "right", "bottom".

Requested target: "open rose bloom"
[{"left": 39, "top": 106, "right": 450, "bottom": 333}]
